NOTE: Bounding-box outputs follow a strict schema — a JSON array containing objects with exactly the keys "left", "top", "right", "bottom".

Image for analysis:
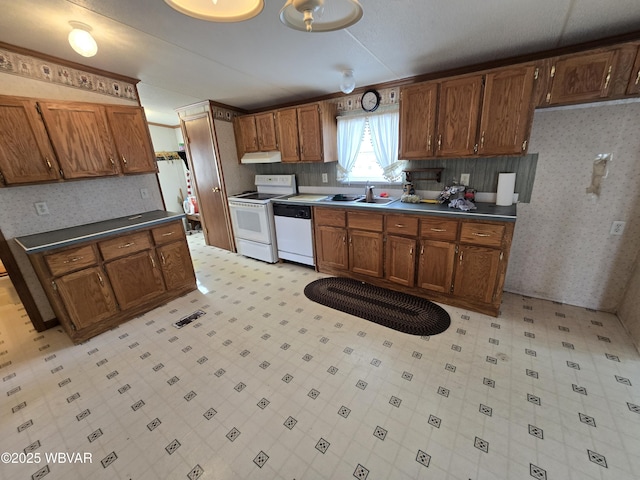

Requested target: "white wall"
[
  {"left": 618, "top": 258, "right": 640, "bottom": 351},
  {"left": 505, "top": 100, "right": 640, "bottom": 312},
  {"left": 148, "top": 124, "right": 181, "bottom": 151}
]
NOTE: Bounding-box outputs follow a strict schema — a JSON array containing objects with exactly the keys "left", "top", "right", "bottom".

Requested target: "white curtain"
[
  {"left": 336, "top": 115, "right": 366, "bottom": 182},
  {"left": 368, "top": 111, "right": 403, "bottom": 182}
]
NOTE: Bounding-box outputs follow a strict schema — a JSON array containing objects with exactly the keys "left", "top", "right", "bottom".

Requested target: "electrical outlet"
[
  {"left": 322, "top": 173, "right": 328, "bottom": 183},
  {"left": 140, "top": 188, "right": 150, "bottom": 199},
  {"left": 34, "top": 202, "right": 49, "bottom": 216},
  {"left": 610, "top": 221, "right": 625, "bottom": 236},
  {"left": 460, "top": 173, "right": 470, "bottom": 186}
]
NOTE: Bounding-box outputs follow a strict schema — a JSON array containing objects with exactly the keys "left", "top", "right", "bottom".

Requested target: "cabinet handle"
[
  {"left": 122, "top": 155, "right": 128, "bottom": 165},
  {"left": 472, "top": 232, "right": 490, "bottom": 237},
  {"left": 409, "top": 247, "right": 413, "bottom": 256},
  {"left": 603, "top": 66, "right": 612, "bottom": 90},
  {"left": 635, "top": 69, "right": 640, "bottom": 85},
  {"left": 427, "top": 135, "right": 432, "bottom": 150},
  {"left": 480, "top": 131, "right": 485, "bottom": 149},
  {"left": 430, "top": 228, "right": 446, "bottom": 232},
  {"left": 97, "top": 272, "right": 104, "bottom": 287},
  {"left": 459, "top": 251, "right": 463, "bottom": 263},
  {"left": 437, "top": 135, "right": 442, "bottom": 150},
  {"left": 44, "top": 157, "right": 52, "bottom": 169},
  {"left": 394, "top": 224, "right": 406, "bottom": 228},
  {"left": 420, "top": 245, "right": 424, "bottom": 255},
  {"left": 160, "top": 252, "right": 166, "bottom": 265},
  {"left": 63, "top": 256, "right": 83, "bottom": 264},
  {"left": 342, "top": 236, "right": 346, "bottom": 244},
  {"left": 212, "top": 187, "right": 221, "bottom": 193},
  {"left": 118, "top": 242, "right": 135, "bottom": 248},
  {"left": 109, "top": 157, "right": 115, "bottom": 167},
  {"left": 149, "top": 254, "right": 156, "bottom": 268},
  {"left": 162, "top": 232, "right": 174, "bottom": 237}
]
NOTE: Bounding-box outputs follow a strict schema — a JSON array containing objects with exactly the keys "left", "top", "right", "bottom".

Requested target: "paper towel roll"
[{"left": 496, "top": 173, "right": 516, "bottom": 206}]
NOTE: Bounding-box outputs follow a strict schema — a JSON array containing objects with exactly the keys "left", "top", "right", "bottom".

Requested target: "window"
[{"left": 337, "top": 109, "right": 404, "bottom": 184}]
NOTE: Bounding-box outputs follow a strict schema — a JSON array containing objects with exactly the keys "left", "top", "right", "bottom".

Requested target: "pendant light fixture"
[
  {"left": 280, "top": 0, "right": 363, "bottom": 32},
  {"left": 68, "top": 21, "right": 98, "bottom": 57},
  {"left": 164, "top": 0, "right": 264, "bottom": 22},
  {"left": 340, "top": 69, "right": 355, "bottom": 94}
]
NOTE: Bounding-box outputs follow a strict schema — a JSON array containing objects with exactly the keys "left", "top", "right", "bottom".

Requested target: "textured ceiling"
[{"left": 1, "top": 0, "right": 640, "bottom": 125}]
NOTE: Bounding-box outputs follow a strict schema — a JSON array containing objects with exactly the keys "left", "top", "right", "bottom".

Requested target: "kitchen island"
[{"left": 16, "top": 211, "right": 196, "bottom": 343}]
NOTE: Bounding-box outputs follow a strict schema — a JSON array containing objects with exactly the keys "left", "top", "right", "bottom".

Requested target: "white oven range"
[{"left": 227, "top": 174, "right": 297, "bottom": 263}]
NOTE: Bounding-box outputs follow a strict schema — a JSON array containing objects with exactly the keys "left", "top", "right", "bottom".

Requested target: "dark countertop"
[
  {"left": 274, "top": 195, "right": 517, "bottom": 221},
  {"left": 16, "top": 210, "right": 185, "bottom": 254}
]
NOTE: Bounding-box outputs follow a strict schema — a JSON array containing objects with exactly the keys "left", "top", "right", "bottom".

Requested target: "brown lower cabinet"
[
  {"left": 27, "top": 219, "right": 196, "bottom": 343},
  {"left": 314, "top": 206, "right": 514, "bottom": 317}
]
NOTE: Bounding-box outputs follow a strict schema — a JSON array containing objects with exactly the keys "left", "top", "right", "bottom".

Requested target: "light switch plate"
[
  {"left": 322, "top": 173, "right": 328, "bottom": 183},
  {"left": 34, "top": 202, "right": 49, "bottom": 216},
  {"left": 460, "top": 173, "right": 470, "bottom": 186}
]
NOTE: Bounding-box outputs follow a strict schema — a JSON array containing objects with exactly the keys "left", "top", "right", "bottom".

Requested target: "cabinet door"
[
  {"left": 104, "top": 250, "right": 166, "bottom": 311},
  {"left": 315, "top": 225, "right": 348, "bottom": 270},
  {"left": 297, "top": 104, "right": 323, "bottom": 162},
  {"left": 399, "top": 82, "right": 438, "bottom": 159},
  {"left": 38, "top": 101, "right": 118, "bottom": 178},
  {"left": 157, "top": 241, "right": 196, "bottom": 291},
  {"left": 0, "top": 96, "right": 60, "bottom": 184},
  {"left": 55, "top": 266, "right": 118, "bottom": 330},
  {"left": 182, "top": 113, "right": 234, "bottom": 251},
  {"left": 255, "top": 112, "right": 278, "bottom": 151},
  {"left": 236, "top": 115, "right": 258, "bottom": 153},
  {"left": 437, "top": 75, "right": 483, "bottom": 157},
  {"left": 547, "top": 51, "right": 616, "bottom": 105},
  {"left": 349, "top": 230, "right": 384, "bottom": 278},
  {"left": 386, "top": 235, "right": 416, "bottom": 287},
  {"left": 453, "top": 245, "right": 501, "bottom": 304},
  {"left": 627, "top": 46, "right": 640, "bottom": 95},
  {"left": 105, "top": 106, "right": 157, "bottom": 174},
  {"left": 276, "top": 108, "right": 300, "bottom": 162},
  {"left": 478, "top": 66, "right": 536, "bottom": 155},
  {"left": 417, "top": 240, "right": 456, "bottom": 293}
]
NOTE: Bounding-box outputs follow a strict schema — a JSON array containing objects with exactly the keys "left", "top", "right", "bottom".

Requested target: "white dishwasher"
[{"left": 273, "top": 203, "right": 314, "bottom": 266}]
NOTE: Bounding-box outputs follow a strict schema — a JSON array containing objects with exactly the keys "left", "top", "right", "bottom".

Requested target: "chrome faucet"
[{"left": 365, "top": 182, "right": 374, "bottom": 202}]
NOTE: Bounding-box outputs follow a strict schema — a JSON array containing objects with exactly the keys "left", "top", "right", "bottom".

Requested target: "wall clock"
[{"left": 361, "top": 89, "right": 381, "bottom": 112}]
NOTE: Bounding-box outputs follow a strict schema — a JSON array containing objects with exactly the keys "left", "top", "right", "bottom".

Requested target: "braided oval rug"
[{"left": 304, "top": 277, "right": 451, "bottom": 336}]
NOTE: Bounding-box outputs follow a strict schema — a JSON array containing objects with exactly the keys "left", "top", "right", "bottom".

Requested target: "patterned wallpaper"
[
  {"left": 0, "top": 46, "right": 138, "bottom": 101},
  {"left": 505, "top": 100, "right": 640, "bottom": 312}
]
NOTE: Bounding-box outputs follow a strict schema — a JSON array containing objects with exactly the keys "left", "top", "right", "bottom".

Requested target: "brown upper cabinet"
[
  {"left": 437, "top": 74, "right": 484, "bottom": 157},
  {"left": 544, "top": 50, "right": 616, "bottom": 105},
  {"left": 0, "top": 95, "right": 61, "bottom": 185},
  {"left": 627, "top": 45, "right": 640, "bottom": 95},
  {"left": 233, "top": 111, "right": 278, "bottom": 157},
  {"left": 275, "top": 102, "right": 337, "bottom": 163},
  {"left": 399, "top": 66, "right": 536, "bottom": 159},
  {"left": 38, "top": 101, "right": 120, "bottom": 179},
  {"left": 478, "top": 65, "right": 536, "bottom": 155},
  {"left": 105, "top": 105, "right": 158, "bottom": 174},
  {"left": 0, "top": 96, "right": 157, "bottom": 185}
]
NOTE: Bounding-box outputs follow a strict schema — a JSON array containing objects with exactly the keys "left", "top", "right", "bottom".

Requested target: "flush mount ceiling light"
[
  {"left": 280, "top": 0, "right": 363, "bottom": 32},
  {"left": 340, "top": 69, "right": 355, "bottom": 94},
  {"left": 68, "top": 21, "right": 98, "bottom": 57},
  {"left": 164, "top": 0, "right": 264, "bottom": 22}
]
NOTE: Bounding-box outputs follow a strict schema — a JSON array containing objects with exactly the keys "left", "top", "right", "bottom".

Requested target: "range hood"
[{"left": 240, "top": 151, "right": 282, "bottom": 164}]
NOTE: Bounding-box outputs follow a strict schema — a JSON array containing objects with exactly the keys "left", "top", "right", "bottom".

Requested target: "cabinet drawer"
[
  {"left": 386, "top": 214, "right": 419, "bottom": 236},
  {"left": 348, "top": 211, "right": 383, "bottom": 232},
  {"left": 314, "top": 207, "right": 346, "bottom": 227},
  {"left": 45, "top": 244, "right": 98, "bottom": 277},
  {"left": 420, "top": 218, "right": 459, "bottom": 241},
  {"left": 459, "top": 222, "right": 505, "bottom": 247},
  {"left": 99, "top": 231, "right": 152, "bottom": 261},
  {"left": 152, "top": 221, "right": 185, "bottom": 245}
]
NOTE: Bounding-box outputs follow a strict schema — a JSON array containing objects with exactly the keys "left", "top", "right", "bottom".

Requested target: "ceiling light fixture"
[
  {"left": 164, "top": 0, "right": 264, "bottom": 22},
  {"left": 340, "top": 69, "right": 355, "bottom": 94},
  {"left": 68, "top": 21, "right": 98, "bottom": 57},
  {"left": 280, "top": 0, "right": 363, "bottom": 32}
]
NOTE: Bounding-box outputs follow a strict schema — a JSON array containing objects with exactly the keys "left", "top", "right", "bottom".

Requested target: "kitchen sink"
[
  {"left": 324, "top": 194, "right": 364, "bottom": 202},
  {"left": 355, "top": 197, "right": 397, "bottom": 205}
]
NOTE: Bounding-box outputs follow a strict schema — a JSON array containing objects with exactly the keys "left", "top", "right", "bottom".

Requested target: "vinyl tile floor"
[{"left": 1, "top": 231, "right": 639, "bottom": 480}]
